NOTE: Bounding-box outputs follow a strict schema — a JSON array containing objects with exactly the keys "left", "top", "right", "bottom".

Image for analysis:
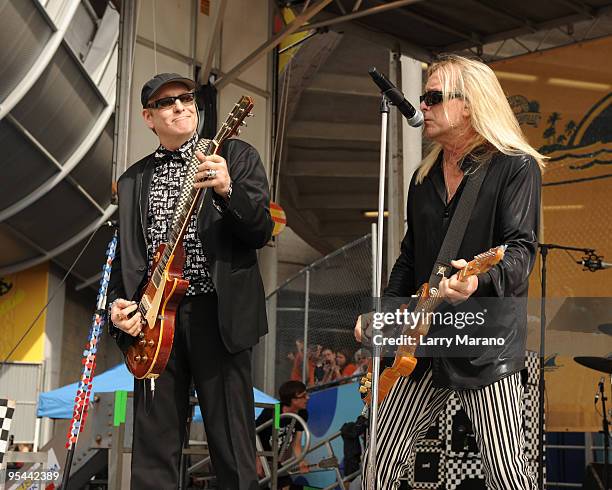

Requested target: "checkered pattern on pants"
[{"left": 362, "top": 368, "right": 537, "bottom": 490}]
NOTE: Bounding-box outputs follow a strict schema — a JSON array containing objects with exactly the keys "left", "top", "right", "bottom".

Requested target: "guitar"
[
  {"left": 359, "top": 245, "right": 506, "bottom": 405},
  {"left": 288, "top": 456, "right": 339, "bottom": 474},
  {"left": 125, "top": 96, "right": 254, "bottom": 379}
]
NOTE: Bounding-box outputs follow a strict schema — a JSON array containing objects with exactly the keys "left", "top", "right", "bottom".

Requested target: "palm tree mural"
[
  {"left": 547, "top": 112, "right": 561, "bottom": 126},
  {"left": 564, "top": 120, "right": 577, "bottom": 142},
  {"left": 543, "top": 112, "right": 561, "bottom": 146},
  {"left": 543, "top": 126, "right": 556, "bottom": 145},
  {"left": 0, "top": 278, "right": 12, "bottom": 296}
]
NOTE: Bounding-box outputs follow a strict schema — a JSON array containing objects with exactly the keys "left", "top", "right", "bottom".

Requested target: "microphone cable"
[{"left": 0, "top": 221, "right": 117, "bottom": 369}]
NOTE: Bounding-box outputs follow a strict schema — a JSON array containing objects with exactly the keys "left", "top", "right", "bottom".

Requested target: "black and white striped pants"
[{"left": 363, "top": 368, "right": 537, "bottom": 489}]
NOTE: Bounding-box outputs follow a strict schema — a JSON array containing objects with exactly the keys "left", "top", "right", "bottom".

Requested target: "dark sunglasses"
[
  {"left": 419, "top": 90, "right": 462, "bottom": 107},
  {"left": 147, "top": 92, "right": 195, "bottom": 109}
]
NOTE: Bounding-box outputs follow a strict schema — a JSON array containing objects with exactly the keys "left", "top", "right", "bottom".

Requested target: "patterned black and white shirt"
[{"left": 146, "top": 133, "right": 215, "bottom": 296}]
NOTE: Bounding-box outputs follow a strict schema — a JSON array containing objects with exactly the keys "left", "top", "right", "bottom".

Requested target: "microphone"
[
  {"left": 578, "top": 257, "right": 612, "bottom": 271},
  {"left": 368, "top": 67, "right": 424, "bottom": 128}
]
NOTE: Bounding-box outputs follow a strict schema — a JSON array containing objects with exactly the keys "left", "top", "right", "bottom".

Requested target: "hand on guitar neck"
[
  {"left": 438, "top": 258, "right": 479, "bottom": 305},
  {"left": 353, "top": 257, "right": 478, "bottom": 343}
]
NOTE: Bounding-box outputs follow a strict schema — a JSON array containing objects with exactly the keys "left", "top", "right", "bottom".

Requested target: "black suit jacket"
[{"left": 108, "top": 138, "right": 274, "bottom": 353}]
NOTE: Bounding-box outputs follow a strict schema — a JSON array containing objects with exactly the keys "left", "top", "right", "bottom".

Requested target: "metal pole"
[
  {"left": 214, "top": 0, "right": 333, "bottom": 90},
  {"left": 371, "top": 223, "right": 377, "bottom": 299},
  {"left": 366, "top": 95, "right": 390, "bottom": 489},
  {"left": 293, "top": 0, "right": 422, "bottom": 34},
  {"left": 302, "top": 269, "right": 311, "bottom": 384},
  {"left": 111, "top": 0, "right": 138, "bottom": 192},
  {"left": 538, "top": 245, "right": 547, "bottom": 490}
]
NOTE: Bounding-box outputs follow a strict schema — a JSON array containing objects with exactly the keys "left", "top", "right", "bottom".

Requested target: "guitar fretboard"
[{"left": 152, "top": 138, "right": 215, "bottom": 288}]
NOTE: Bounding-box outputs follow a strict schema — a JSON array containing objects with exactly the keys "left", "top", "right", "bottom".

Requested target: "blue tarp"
[{"left": 37, "top": 363, "right": 277, "bottom": 421}]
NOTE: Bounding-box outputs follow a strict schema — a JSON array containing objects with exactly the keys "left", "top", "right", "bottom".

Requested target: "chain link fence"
[{"left": 267, "top": 234, "right": 374, "bottom": 394}]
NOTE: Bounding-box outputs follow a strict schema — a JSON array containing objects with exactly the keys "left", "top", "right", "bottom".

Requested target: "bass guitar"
[
  {"left": 360, "top": 245, "right": 505, "bottom": 405},
  {"left": 125, "top": 96, "right": 254, "bottom": 379}
]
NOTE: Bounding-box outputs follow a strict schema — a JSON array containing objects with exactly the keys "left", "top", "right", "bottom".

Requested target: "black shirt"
[
  {"left": 385, "top": 150, "right": 542, "bottom": 389},
  {"left": 148, "top": 133, "right": 214, "bottom": 296},
  {"left": 256, "top": 407, "right": 309, "bottom": 454}
]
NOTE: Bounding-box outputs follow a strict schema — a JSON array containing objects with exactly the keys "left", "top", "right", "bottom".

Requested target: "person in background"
[
  {"left": 320, "top": 347, "right": 339, "bottom": 383},
  {"left": 256, "top": 381, "right": 310, "bottom": 489},
  {"left": 353, "top": 348, "right": 371, "bottom": 375},
  {"left": 336, "top": 349, "right": 357, "bottom": 377}
]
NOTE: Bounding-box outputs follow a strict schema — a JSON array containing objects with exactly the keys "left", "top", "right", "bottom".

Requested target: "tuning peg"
[
  {"left": 359, "top": 386, "right": 369, "bottom": 394},
  {"left": 236, "top": 129, "right": 241, "bottom": 135},
  {"left": 240, "top": 121, "right": 248, "bottom": 127},
  {"left": 247, "top": 113, "right": 255, "bottom": 117}
]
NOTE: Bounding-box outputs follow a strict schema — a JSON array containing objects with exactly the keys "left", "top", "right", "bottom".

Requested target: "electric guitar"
[
  {"left": 359, "top": 245, "right": 506, "bottom": 405},
  {"left": 125, "top": 96, "right": 254, "bottom": 379}
]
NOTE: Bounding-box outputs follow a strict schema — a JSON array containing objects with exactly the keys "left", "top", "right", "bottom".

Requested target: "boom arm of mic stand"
[{"left": 536, "top": 241, "right": 599, "bottom": 488}]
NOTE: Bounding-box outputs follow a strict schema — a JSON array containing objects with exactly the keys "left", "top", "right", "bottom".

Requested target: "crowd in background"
[{"left": 286, "top": 340, "right": 370, "bottom": 387}]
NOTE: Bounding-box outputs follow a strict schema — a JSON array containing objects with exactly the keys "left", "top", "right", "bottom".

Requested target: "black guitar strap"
[{"left": 426, "top": 159, "right": 489, "bottom": 293}]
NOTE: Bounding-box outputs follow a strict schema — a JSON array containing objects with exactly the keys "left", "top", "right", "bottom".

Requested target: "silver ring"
[{"left": 205, "top": 169, "right": 217, "bottom": 180}]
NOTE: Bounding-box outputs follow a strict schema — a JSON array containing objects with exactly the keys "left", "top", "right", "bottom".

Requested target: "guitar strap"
[{"left": 426, "top": 158, "right": 490, "bottom": 293}]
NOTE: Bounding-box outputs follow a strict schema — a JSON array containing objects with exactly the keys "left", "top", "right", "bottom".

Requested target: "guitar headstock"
[
  {"left": 214, "top": 96, "right": 254, "bottom": 145},
  {"left": 462, "top": 245, "right": 506, "bottom": 277}
]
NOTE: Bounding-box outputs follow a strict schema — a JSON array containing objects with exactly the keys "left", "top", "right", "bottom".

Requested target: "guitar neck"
[
  {"left": 395, "top": 246, "right": 505, "bottom": 358},
  {"left": 149, "top": 137, "right": 217, "bottom": 289}
]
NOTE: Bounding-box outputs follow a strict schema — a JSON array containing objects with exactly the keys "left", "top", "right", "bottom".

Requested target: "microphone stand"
[
  {"left": 597, "top": 377, "right": 610, "bottom": 489},
  {"left": 365, "top": 95, "right": 389, "bottom": 490},
  {"left": 537, "top": 242, "right": 596, "bottom": 489}
]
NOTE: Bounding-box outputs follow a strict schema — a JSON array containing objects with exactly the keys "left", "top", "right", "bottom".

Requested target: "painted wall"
[
  {"left": 491, "top": 37, "right": 612, "bottom": 431},
  {"left": 0, "top": 263, "right": 48, "bottom": 363}
]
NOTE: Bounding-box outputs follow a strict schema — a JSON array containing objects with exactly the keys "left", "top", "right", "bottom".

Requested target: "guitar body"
[
  {"left": 362, "top": 355, "right": 418, "bottom": 405},
  {"left": 126, "top": 243, "right": 189, "bottom": 379},
  {"left": 361, "top": 285, "right": 427, "bottom": 405}
]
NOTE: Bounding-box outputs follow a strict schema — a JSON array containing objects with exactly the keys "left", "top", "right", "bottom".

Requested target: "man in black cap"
[{"left": 107, "top": 73, "right": 273, "bottom": 489}]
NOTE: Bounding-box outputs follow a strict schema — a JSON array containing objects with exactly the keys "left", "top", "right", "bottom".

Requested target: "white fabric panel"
[
  {"left": 138, "top": 0, "right": 194, "bottom": 59},
  {"left": 221, "top": 0, "right": 269, "bottom": 90}
]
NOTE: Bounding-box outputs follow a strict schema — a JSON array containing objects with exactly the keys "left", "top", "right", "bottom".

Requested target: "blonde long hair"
[{"left": 416, "top": 55, "right": 546, "bottom": 184}]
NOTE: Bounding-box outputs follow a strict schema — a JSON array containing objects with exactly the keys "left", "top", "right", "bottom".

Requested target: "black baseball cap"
[{"left": 141, "top": 73, "right": 196, "bottom": 107}]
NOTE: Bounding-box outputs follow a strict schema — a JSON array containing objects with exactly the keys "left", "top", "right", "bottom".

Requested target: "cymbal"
[
  {"left": 574, "top": 356, "right": 612, "bottom": 373},
  {"left": 598, "top": 323, "right": 612, "bottom": 336}
]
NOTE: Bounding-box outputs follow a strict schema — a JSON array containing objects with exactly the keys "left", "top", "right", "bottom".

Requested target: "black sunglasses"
[
  {"left": 419, "top": 90, "right": 462, "bottom": 107},
  {"left": 147, "top": 92, "right": 196, "bottom": 109}
]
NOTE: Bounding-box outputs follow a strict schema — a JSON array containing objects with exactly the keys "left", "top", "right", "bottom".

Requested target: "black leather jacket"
[
  {"left": 385, "top": 151, "right": 542, "bottom": 389},
  {"left": 107, "top": 139, "right": 274, "bottom": 353}
]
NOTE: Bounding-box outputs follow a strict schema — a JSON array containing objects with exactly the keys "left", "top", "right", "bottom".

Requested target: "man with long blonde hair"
[{"left": 355, "top": 55, "right": 544, "bottom": 489}]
